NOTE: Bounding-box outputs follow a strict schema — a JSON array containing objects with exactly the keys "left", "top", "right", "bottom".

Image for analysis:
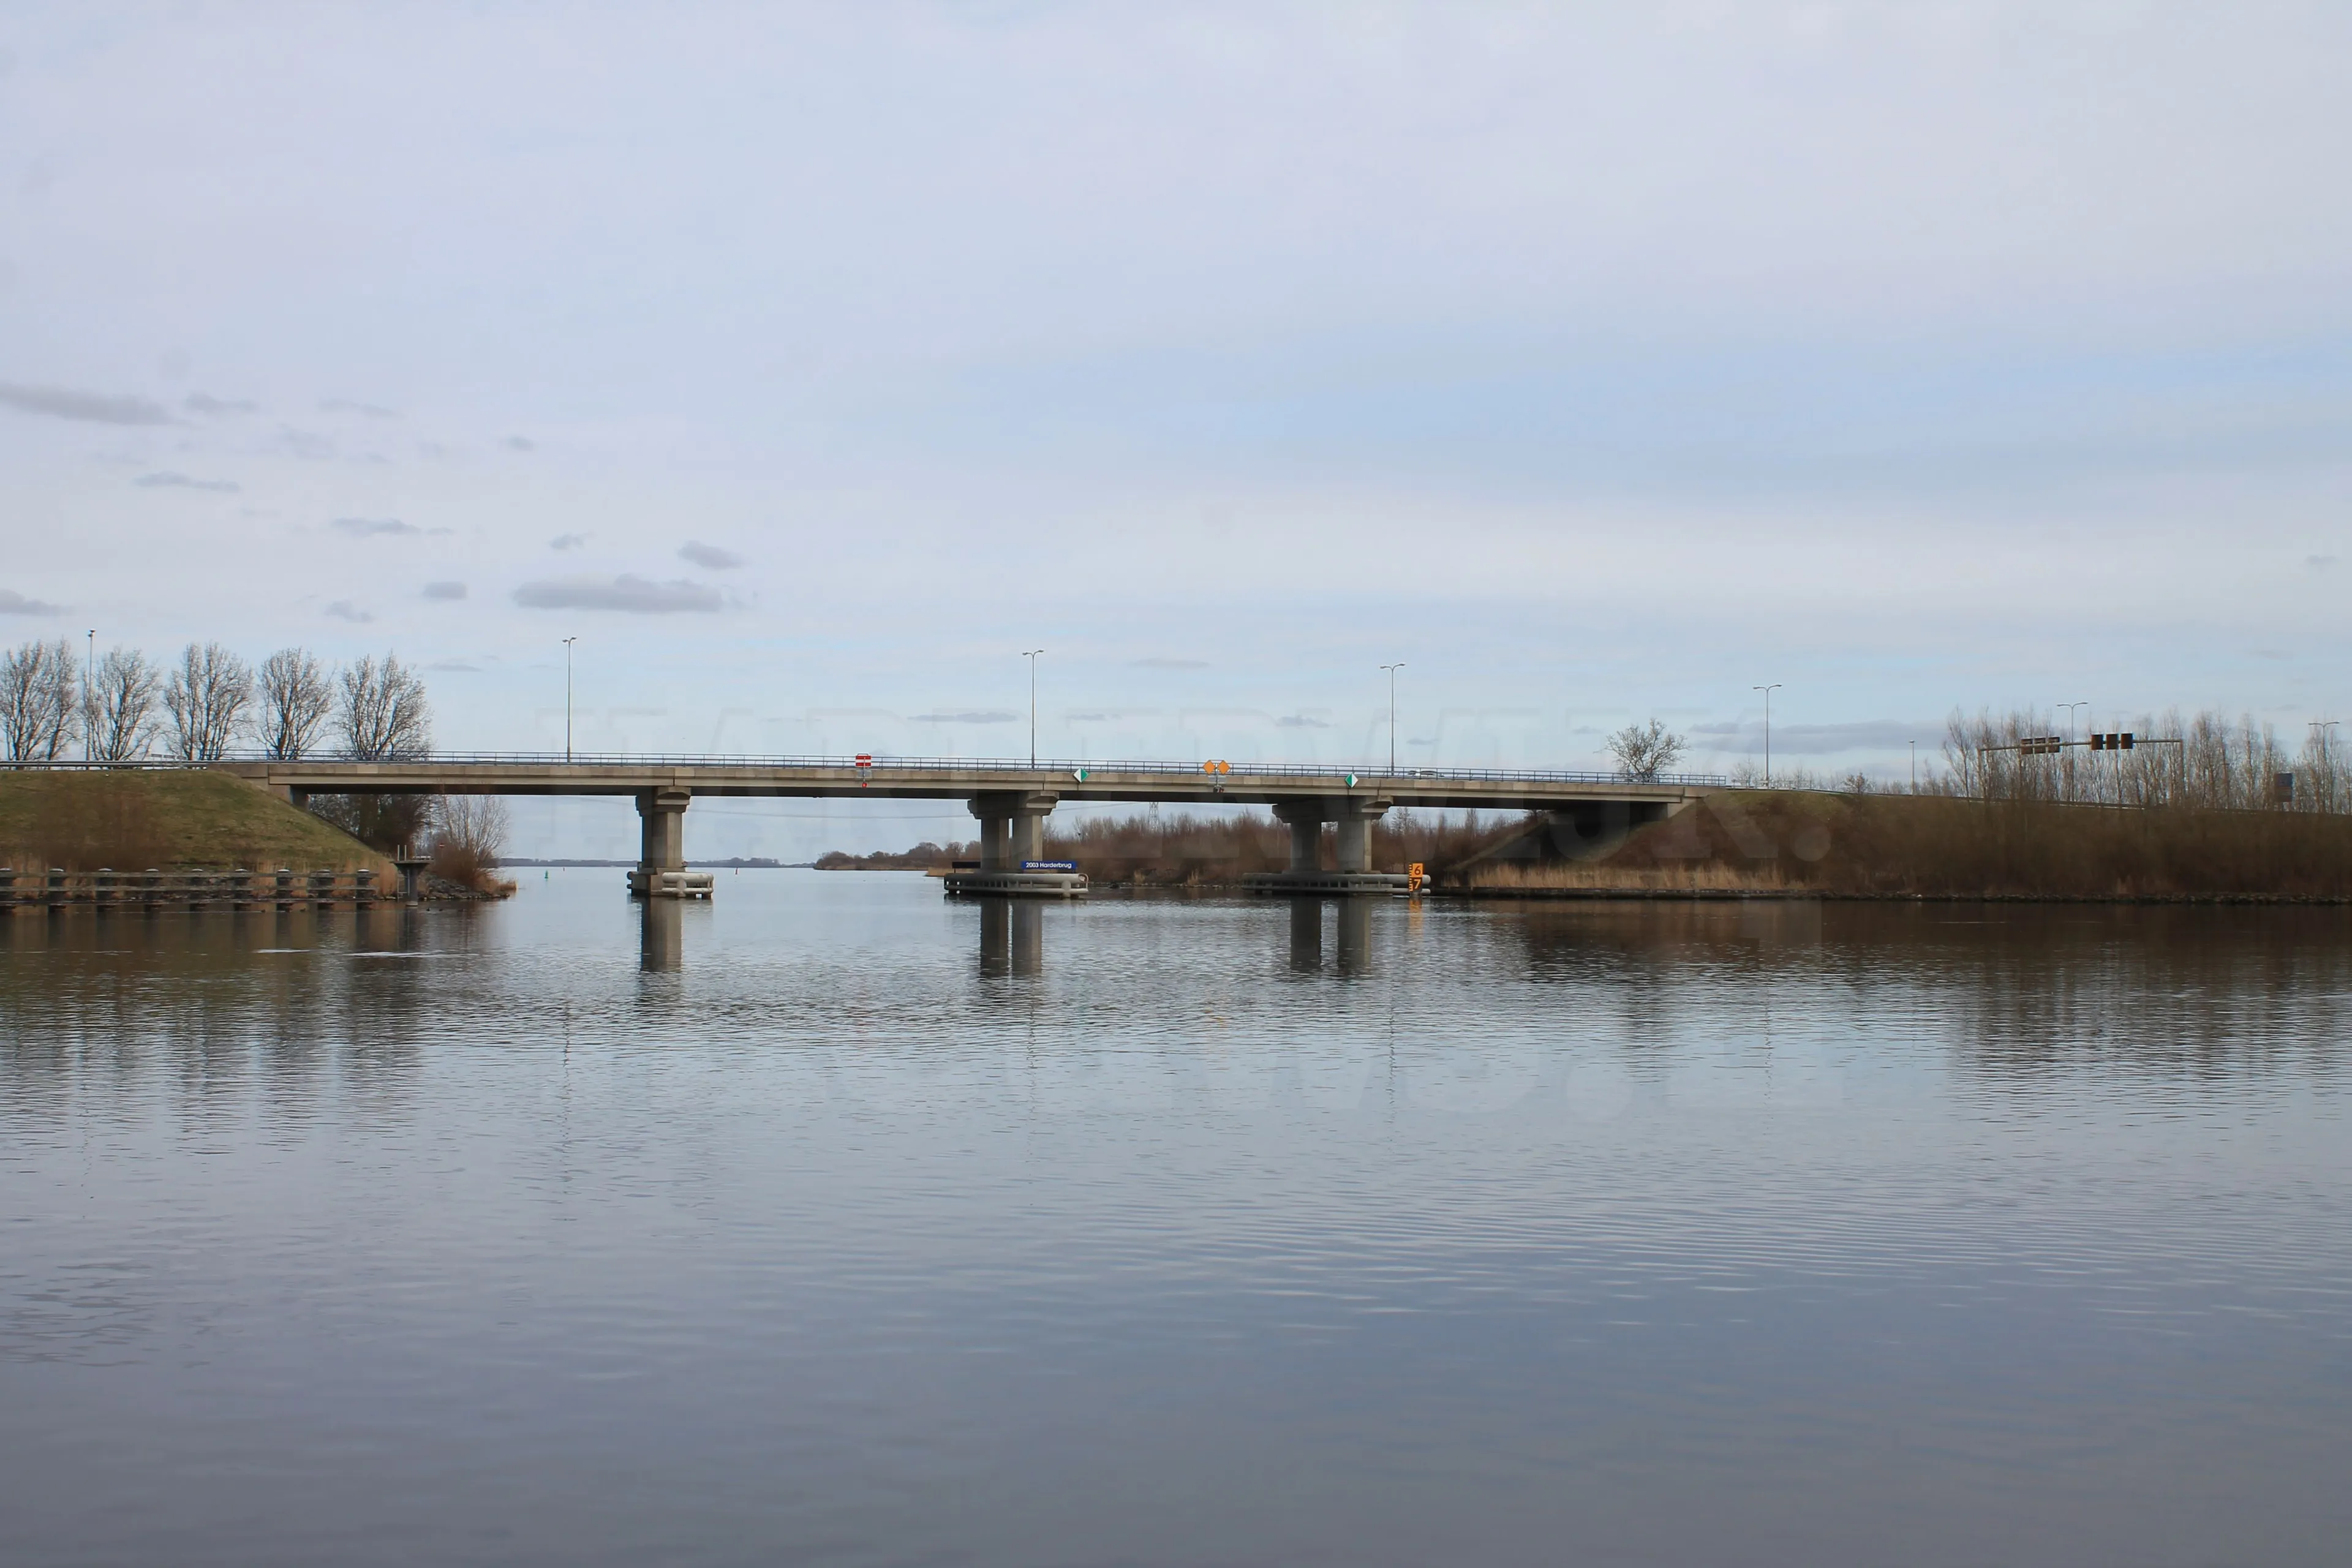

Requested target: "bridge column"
[
  {"left": 630, "top": 788, "right": 692, "bottom": 896},
  {"left": 1272, "top": 799, "right": 1326, "bottom": 873},
  {"left": 1332, "top": 797, "right": 1391, "bottom": 873},
  {"left": 970, "top": 791, "right": 1058, "bottom": 870}
]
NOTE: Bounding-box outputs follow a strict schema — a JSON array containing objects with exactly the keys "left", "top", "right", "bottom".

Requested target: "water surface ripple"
[{"left": 3, "top": 873, "right": 2348, "bottom": 1566}]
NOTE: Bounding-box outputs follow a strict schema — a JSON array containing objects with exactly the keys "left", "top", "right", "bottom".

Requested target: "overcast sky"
[{"left": 3, "top": 3, "right": 2347, "bottom": 857}]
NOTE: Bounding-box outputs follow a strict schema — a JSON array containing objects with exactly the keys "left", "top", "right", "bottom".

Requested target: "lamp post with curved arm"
[
  {"left": 1754, "top": 684, "right": 1782, "bottom": 786},
  {"left": 1379, "top": 663, "right": 1404, "bottom": 775},
  {"left": 1022, "top": 650, "right": 1044, "bottom": 767}
]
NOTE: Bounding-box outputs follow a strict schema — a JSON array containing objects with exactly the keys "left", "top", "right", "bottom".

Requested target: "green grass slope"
[{"left": 0, "top": 769, "right": 393, "bottom": 873}]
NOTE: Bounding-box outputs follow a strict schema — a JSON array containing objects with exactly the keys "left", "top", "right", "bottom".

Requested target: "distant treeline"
[
  {"left": 816, "top": 809, "right": 1521, "bottom": 883},
  {"left": 1934, "top": 709, "right": 2346, "bottom": 812}
]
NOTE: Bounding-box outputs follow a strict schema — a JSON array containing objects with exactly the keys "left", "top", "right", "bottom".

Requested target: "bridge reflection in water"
[
  {"left": 634, "top": 889, "right": 1382, "bottom": 976},
  {"left": 976, "top": 899, "right": 1046, "bottom": 977},
  {"left": 1287, "top": 896, "right": 1373, "bottom": 976},
  {"left": 641, "top": 898, "right": 684, "bottom": 971}
]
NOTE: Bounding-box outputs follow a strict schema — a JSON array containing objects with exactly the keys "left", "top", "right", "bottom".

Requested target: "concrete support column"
[
  {"left": 969, "top": 791, "right": 1060, "bottom": 870},
  {"left": 1332, "top": 797, "right": 1392, "bottom": 873},
  {"left": 1273, "top": 799, "right": 1327, "bottom": 873},
  {"left": 636, "top": 787, "right": 690, "bottom": 874}
]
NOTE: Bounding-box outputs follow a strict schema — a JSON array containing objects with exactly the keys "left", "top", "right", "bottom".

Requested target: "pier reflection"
[
  {"left": 1283, "top": 897, "right": 1375, "bottom": 976},
  {"left": 640, "top": 899, "right": 683, "bottom": 971},
  {"left": 1287, "top": 899, "right": 1320, "bottom": 971},
  {"left": 976, "top": 899, "right": 1043, "bottom": 976}
]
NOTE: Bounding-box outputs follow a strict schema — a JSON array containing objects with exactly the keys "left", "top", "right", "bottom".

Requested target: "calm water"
[{"left": 3, "top": 872, "right": 2348, "bottom": 1567}]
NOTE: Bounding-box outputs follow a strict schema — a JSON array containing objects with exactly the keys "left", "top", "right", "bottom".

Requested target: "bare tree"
[
  {"left": 258, "top": 647, "right": 334, "bottom": 760},
  {"left": 1607, "top": 717, "right": 1686, "bottom": 783},
  {"left": 85, "top": 646, "right": 162, "bottom": 762},
  {"left": 162, "top": 641, "right": 254, "bottom": 761},
  {"left": 431, "top": 794, "right": 509, "bottom": 864},
  {"left": 338, "top": 653, "right": 431, "bottom": 760},
  {"left": 0, "top": 638, "right": 80, "bottom": 761}
]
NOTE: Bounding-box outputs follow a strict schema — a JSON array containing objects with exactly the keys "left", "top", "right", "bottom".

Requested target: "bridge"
[{"left": 197, "top": 752, "right": 1725, "bottom": 895}]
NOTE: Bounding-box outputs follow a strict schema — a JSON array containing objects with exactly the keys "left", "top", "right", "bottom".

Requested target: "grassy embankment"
[
  {"left": 820, "top": 793, "right": 2352, "bottom": 900},
  {"left": 0, "top": 769, "right": 393, "bottom": 876},
  {"left": 1469, "top": 790, "right": 2352, "bottom": 901}
]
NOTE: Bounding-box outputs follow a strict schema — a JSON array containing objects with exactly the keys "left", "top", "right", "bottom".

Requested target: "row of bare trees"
[
  {"left": 1940, "top": 709, "right": 2346, "bottom": 812},
  {"left": 0, "top": 639, "right": 431, "bottom": 764}
]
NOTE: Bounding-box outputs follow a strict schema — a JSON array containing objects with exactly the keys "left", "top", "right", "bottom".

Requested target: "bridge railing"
[{"left": 0, "top": 752, "right": 1734, "bottom": 788}]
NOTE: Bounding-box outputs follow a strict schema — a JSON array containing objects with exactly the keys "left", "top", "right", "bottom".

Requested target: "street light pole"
[
  {"left": 2058, "top": 701, "right": 2088, "bottom": 802},
  {"left": 85, "top": 629, "right": 94, "bottom": 761},
  {"left": 1910, "top": 739, "right": 1917, "bottom": 793},
  {"left": 1753, "top": 684, "right": 1782, "bottom": 786},
  {"left": 563, "top": 637, "right": 577, "bottom": 761},
  {"left": 1022, "top": 650, "right": 1044, "bottom": 767},
  {"left": 1379, "top": 663, "right": 1404, "bottom": 775}
]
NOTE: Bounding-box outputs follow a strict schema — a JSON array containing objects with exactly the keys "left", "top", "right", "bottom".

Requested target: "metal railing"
[{"left": 1, "top": 752, "right": 1732, "bottom": 788}]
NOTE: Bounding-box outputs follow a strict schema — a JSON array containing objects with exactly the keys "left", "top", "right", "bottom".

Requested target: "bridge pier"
[
  {"left": 629, "top": 788, "right": 713, "bottom": 899},
  {"left": 1250, "top": 797, "right": 1406, "bottom": 895},
  {"left": 946, "top": 791, "right": 1085, "bottom": 897},
  {"left": 1275, "top": 801, "right": 1324, "bottom": 873}
]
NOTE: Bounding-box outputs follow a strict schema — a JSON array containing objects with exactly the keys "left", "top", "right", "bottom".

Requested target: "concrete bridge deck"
[{"left": 202, "top": 752, "right": 1725, "bottom": 811}]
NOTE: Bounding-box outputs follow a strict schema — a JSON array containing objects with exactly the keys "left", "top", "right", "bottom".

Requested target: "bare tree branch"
[
  {"left": 86, "top": 646, "right": 162, "bottom": 761},
  {"left": 337, "top": 652, "right": 431, "bottom": 760},
  {"left": 0, "top": 638, "right": 80, "bottom": 761},
  {"left": 1606, "top": 717, "right": 1686, "bottom": 783},
  {"left": 162, "top": 641, "right": 253, "bottom": 761},
  {"left": 258, "top": 647, "right": 334, "bottom": 760}
]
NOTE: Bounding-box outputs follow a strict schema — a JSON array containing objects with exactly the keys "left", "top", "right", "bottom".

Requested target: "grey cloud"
[
  {"left": 0, "top": 381, "right": 172, "bottom": 425},
  {"left": 1691, "top": 719, "right": 1927, "bottom": 755},
  {"left": 2309, "top": 554, "right": 2339, "bottom": 568},
  {"left": 324, "top": 600, "right": 374, "bottom": 624},
  {"left": 1, "top": 588, "right": 64, "bottom": 615},
  {"left": 679, "top": 540, "right": 745, "bottom": 570},
  {"left": 423, "top": 580, "right": 468, "bottom": 600},
  {"left": 320, "top": 398, "right": 399, "bottom": 418},
  {"left": 428, "top": 658, "right": 481, "bottom": 673},
  {"left": 505, "top": 435, "right": 535, "bottom": 451},
  {"left": 332, "top": 517, "right": 421, "bottom": 537},
  {"left": 279, "top": 428, "right": 336, "bottom": 459},
  {"left": 183, "top": 391, "right": 256, "bottom": 416},
  {"left": 910, "top": 710, "right": 1019, "bottom": 724},
  {"left": 512, "top": 575, "right": 723, "bottom": 613},
  {"left": 1276, "top": 715, "right": 1329, "bottom": 728},
  {"left": 549, "top": 533, "right": 587, "bottom": 551},
  {"left": 1131, "top": 657, "right": 1210, "bottom": 669},
  {"left": 135, "top": 470, "right": 239, "bottom": 493}
]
